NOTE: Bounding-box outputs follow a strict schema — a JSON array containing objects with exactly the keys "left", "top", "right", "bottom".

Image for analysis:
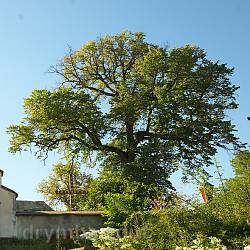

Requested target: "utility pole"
[
  {"left": 69, "top": 172, "right": 73, "bottom": 211},
  {"left": 55, "top": 159, "right": 87, "bottom": 211}
]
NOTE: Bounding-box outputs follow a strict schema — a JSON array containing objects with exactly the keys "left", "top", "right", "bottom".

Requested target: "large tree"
[{"left": 7, "top": 31, "right": 242, "bottom": 188}]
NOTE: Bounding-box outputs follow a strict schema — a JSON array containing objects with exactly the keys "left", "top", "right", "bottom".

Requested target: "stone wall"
[{"left": 16, "top": 211, "right": 103, "bottom": 240}]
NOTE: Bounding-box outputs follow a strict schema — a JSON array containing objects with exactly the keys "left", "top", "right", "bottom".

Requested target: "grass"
[{"left": 0, "top": 238, "right": 79, "bottom": 250}]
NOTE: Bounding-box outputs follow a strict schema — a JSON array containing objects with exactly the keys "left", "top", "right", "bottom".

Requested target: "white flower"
[
  {"left": 99, "top": 227, "right": 118, "bottom": 235},
  {"left": 176, "top": 236, "right": 227, "bottom": 250},
  {"left": 121, "top": 243, "right": 132, "bottom": 249},
  {"left": 244, "top": 246, "right": 250, "bottom": 250},
  {"left": 193, "top": 238, "right": 202, "bottom": 246},
  {"left": 209, "top": 236, "right": 221, "bottom": 245}
]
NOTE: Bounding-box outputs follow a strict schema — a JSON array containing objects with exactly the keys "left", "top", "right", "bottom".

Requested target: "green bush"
[
  {"left": 79, "top": 152, "right": 250, "bottom": 249},
  {"left": 117, "top": 206, "right": 249, "bottom": 249}
]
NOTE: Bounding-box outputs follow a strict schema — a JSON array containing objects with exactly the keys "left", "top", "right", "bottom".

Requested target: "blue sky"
[{"left": 0, "top": 0, "right": 249, "bottom": 201}]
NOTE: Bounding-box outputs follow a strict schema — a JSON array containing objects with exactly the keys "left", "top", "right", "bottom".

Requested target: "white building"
[{"left": 0, "top": 169, "right": 18, "bottom": 238}]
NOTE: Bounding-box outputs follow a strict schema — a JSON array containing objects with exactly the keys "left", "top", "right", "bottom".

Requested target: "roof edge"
[
  {"left": 1, "top": 185, "right": 18, "bottom": 197},
  {"left": 16, "top": 200, "right": 49, "bottom": 202},
  {"left": 16, "top": 211, "right": 102, "bottom": 216}
]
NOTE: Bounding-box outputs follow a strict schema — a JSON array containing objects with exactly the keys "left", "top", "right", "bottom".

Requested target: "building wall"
[
  {"left": 16, "top": 213, "right": 103, "bottom": 239},
  {"left": 0, "top": 187, "right": 16, "bottom": 238}
]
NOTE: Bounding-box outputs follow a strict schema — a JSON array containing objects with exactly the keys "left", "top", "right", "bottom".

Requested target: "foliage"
[
  {"left": 37, "top": 160, "right": 91, "bottom": 210},
  {"left": 80, "top": 152, "right": 250, "bottom": 249},
  {"left": 80, "top": 164, "right": 162, "bottom": 227},
  {"left": 99, "top": 205, "right": 248, "bottom": 250},
  {"left": 123, "top": 152, "right": 250, "bottom": 250},
  {"left": 82, "top": 226, "right": 186, "bottom": 250},
  {"left": 7, "top": 31, "right": 242, "bottom": 191},
  {"left": 176, "top": 236, "right": 227, "bottom": 250},
  {"left": 204, "top": 151, "right": 250, "bottom": 247}
]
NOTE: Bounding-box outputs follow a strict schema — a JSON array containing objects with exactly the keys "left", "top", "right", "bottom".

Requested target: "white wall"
[
  {"left": 0, "top": 187, "right": 17, "bottom": 238},
  {"left": 16, "top": 213, "right": 103, "bottom": 239}
]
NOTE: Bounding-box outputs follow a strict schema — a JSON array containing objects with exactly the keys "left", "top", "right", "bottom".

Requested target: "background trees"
[
  {"left": 94, "top": 152, "right": 250, "bottom": 249},
  {"left": 208, "top": 151, "right": 250, "bottom": 226},
  {"left": 37, "top": 161, "right": 91, "bottom": 210},
  {"left": 7, "top": 31, "right": 243, "bottom": 214}
]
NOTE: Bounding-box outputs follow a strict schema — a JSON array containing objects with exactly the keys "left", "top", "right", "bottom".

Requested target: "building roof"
[
  {"left": 16, "top": 200, "right": 53, "bottom": 213},
  {"left": 1, "top": 185, "right": 18, "bottom": 197},
  {"left": 0, "top": 169, "right": 18, "bottom": 197},
  {"left": 16, "top": 210, "right": 102, "bottom": 216}
]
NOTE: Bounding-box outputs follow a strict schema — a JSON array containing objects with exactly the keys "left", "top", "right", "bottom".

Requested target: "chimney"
[{"left": 0, "top": 169, "right": 3, "bottom": 186}]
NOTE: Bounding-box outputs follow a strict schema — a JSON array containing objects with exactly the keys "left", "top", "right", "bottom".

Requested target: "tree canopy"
[{"left": 7, "top": 31, "right": 242, "bottom": 187}]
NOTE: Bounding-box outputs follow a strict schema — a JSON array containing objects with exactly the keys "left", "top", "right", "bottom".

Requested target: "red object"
[{"left": 199, "top": 186, "right": 207, "bottom": 203}]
